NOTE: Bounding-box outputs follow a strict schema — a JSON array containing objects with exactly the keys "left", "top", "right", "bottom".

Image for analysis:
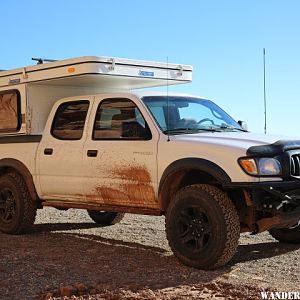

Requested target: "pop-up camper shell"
[{"left": 0, "top": 56, "right": 192, "bottom": 135}]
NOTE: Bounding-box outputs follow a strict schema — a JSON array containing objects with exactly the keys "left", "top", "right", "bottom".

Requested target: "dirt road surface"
[{"left": 0, "top": 208, "right": 299, "bottom": 299}]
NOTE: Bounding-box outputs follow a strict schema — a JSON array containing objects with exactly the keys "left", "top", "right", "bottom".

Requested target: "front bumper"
[
  {"left": 224, "top": 180, "right": 300, "bottom": 190},
  {"left": 224, "top": 180, "right": 300, "bottom": 232},
  {"left": 224, "top": 180, "right": 300, "bottom": 207}
]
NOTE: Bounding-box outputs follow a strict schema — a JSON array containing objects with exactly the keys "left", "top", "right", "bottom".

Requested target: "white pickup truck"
[{"left": 0, "top": 56, "right": 299, "bottom": 270}]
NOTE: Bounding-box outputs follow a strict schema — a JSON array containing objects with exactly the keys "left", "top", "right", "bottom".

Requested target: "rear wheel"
[
  {"left": 165, "top": 184, "right": 240, "bottom": 269},
  {"left": 0, "top": 173, "right": 37, "bottom": 234},
  {"left": 87, "top": 210, "right": 124, "bottom": 226},
  {"left": 269, "top": 221, "right": 300, "bottom": 244}
]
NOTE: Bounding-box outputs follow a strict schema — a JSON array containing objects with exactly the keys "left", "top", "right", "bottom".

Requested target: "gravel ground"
[{"left": 0, "top": 208, "right": 299, "bottom": 300}]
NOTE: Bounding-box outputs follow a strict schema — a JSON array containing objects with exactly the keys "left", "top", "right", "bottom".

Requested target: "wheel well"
[
  {"left": 159, "top": 168, "right": 250, "bottom": 228},
  {"left": 180, "top": 169, "right": 219, "bottom": 186},
  {"left": 159, "top": 158, "right": 232, "bottom": 213},
  {"left": 0, "top": 159, "right": 39, "bottom": 203},
  {"left": 160, "top": 168, "right": 226, "bottom": 212}
]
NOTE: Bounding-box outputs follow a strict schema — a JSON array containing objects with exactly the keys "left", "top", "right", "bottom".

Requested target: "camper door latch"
[
  {"left": 108, "top": 58, "right": 115, "bottom": 71},
  {"left": 177, "top": 65, "right": 183, "bottom": 76},
  {"left": 22, "top": 68, "right": 28, "bottom": 79}
]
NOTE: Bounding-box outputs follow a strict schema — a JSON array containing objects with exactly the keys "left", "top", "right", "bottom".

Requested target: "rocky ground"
[{"left": 0, "top": 208, "right": 299, "bottom": 300}]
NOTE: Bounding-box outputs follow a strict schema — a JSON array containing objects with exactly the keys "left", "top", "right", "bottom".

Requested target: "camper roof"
[{"left": 0, "top": 56, "right": 192, "bottom": 90}]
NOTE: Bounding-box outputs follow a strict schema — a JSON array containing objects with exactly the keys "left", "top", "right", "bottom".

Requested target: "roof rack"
[{"left": 32, "top": 57, "right": 57, "bottom": 65}]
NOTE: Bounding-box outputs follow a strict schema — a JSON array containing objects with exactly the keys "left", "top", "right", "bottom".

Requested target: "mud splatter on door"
[{"left": 86, "top": 165, "right": 158, "bottom": 209}]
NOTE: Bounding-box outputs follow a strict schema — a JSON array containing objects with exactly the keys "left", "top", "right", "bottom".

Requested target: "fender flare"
[
  {"left": 158, "top": 158, "right": 231, "bottom": 210},
  {"left": 0, "top": 158, "right": 38, "bottom": 201}
]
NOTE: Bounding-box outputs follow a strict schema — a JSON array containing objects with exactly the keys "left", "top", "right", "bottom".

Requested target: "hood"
[{"left": 172, "top": 132, "right": 300, "bottom": 155}]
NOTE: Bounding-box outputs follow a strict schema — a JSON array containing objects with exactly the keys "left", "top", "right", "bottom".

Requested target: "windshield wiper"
[
  {"left": 219, "top": 124, "right": 248, "bottom": 132},
  {"left": 163, "top": 127, "right": 221, "bottom": 135}
]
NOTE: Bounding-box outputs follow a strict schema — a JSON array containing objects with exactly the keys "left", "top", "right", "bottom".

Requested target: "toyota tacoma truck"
[{"left": 0, "top": 56, "right": 299, "bottom": 270}]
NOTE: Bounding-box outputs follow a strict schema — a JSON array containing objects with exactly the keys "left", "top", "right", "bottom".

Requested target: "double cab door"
[{"left": 37, "top": 94, "right": 159, "bottom": 209}]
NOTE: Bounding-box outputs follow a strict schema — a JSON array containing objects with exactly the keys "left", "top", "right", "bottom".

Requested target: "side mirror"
[{"left": 238, "top": 120, "right": 248, "bottom": 131}]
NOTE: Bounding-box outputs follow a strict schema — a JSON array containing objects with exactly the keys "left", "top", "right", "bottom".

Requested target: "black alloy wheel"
[
  {"left": 0, "top": 188, "right": 16, "bottom": 225},
  {"left": 177, "top": 205, "right": 211, "bottom": 252}
]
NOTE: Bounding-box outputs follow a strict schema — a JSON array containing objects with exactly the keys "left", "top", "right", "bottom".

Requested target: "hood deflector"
[{"left": 247, "top": 140, "right": 300, "bottom": 156}]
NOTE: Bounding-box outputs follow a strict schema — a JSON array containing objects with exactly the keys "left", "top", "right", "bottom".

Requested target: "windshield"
[{"left": 142, "top": 96, "right": 244, "bottom": 134}]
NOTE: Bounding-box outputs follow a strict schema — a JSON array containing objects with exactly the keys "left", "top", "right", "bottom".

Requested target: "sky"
[{"left": 1, "top": 0, "right": 300, "bottom": 136}]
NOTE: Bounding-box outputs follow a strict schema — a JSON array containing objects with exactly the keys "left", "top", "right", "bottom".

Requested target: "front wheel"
[
  {"left": 269, "top": 221, "right": 300, "bottom": 244},
  {"left": 165, "top": 184, "right": 240, "bottom": 270},
  {"left": 87, "top": 210, "right": 125, "bottom": 226}
]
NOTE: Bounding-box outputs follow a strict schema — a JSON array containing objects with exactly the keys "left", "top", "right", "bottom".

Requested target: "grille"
[{"left": 291, "top": 154, "right": 300, "bottom": 176}]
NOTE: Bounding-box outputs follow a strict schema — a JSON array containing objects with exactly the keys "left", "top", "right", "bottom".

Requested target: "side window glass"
[
  {"left": 51, "top": 101, "right": 89, "bottom": 140},
  {"left": 0, "top": 90, "right": 21, "bottom": 133},
  {"left": 147, "top": 106, "right": 167, "bottom": 131},
  {"left": 93, "top": 98, "right": 152, "bottom": 140}
]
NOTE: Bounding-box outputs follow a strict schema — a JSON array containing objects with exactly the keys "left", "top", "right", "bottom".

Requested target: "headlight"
[
  {"left": 258, "top": 158, "right": 281, "bottom": 175},
  {"left": 239, "top": 157, "right": 282, "bottom": 176}
]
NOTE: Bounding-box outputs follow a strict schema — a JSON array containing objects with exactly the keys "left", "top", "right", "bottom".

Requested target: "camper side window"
[
  {"left": 0, "top": 90, "right": 21, "bottom": 133},
  {"left": 51, "top": 101, "right": 89, "bottom": 140}
]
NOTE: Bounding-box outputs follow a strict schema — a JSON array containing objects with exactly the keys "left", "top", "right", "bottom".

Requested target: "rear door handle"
[
  {"left": 87, "top": 150, "right": 98, "bottom": 157},
  {"left": 44, "top": 148, "right": 53, "bottom": 155}
]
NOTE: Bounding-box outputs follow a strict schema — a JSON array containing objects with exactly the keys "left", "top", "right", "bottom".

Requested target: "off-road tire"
[
  {"left": 269, "top": 223, "right": 300, "bottom": 244},
  {"left": 0, "top": 172, "right": 37, "bottom": 234},
  {"left": 165, "top": 184, "right": 240, "bottom": 270},
  {"left": 87, "top": 210, "right": 125, "bottom": 226}
]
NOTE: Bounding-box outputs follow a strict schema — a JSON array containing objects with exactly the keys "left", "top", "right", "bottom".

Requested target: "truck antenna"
[
  {"left": 167, "top": 57, "right": 170, "bottom": 142},
  {"left": 263, "top": 48, "right": 267, "bottom": 134}
]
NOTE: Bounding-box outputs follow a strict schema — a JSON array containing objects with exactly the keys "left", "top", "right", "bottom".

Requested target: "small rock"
[
  {"left": 45, "top": 292, "right": 54, "bottom": 299},
  {"left": 74, "top": 283, "right": 87, "bottom": 295},
  {"left": 59, "top": 285, "right": 77, "bottom": 297},
  {"left": 89, "top": 289, "right": 98, "bottom": 295},
  {"left": 202, "top": 287, "right": 210, "bottom": 293},
  {"left": 45, "top": 285, "right": 52, "bottom": 291}
]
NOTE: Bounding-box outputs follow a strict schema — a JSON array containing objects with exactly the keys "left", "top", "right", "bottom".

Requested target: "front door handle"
[
  {"left": 87, "top": 150, "right": 98, "bottom": 157},
  {"left": 44, "top": 148, "right": 53, "bottom": 155}
]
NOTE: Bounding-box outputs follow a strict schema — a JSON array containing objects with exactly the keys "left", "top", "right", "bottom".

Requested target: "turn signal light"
[{"left": 239, "top": 158, "right": 257, "bottom": 175}]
